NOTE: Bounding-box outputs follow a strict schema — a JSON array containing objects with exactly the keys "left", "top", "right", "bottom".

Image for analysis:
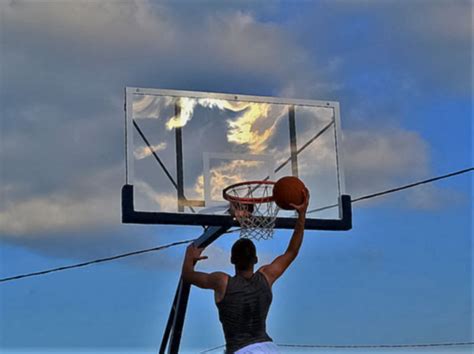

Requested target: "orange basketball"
[{"left": 272, "top": 176, "right": 306, "bottom": 210}]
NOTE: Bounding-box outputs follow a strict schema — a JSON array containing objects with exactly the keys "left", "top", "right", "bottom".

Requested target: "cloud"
[
  {"left": 196, "top": 243, "right": 233, "bottom": 272},
  {"left": 165, "top": 97, "right": 198, "bottom": 130},
  {"left": 204, "top": 160, "right": 264, "bottom": 202},
  {"left": 387, "top": 1, "right": 473, "bottom": 95},
  {"left": 343, "top": 127, "right": 430, "bottom": 198},
  {"left": 134, "top": 142, "right": 167, "bottom": 160},
  {"left": 402, "top": 183, "right": 466, "bottom": 211},
  {"left": 0, "top": 167, "right": 121, "bottom": 235},
  {"left": 0, "top": 0, "right": 467, "bottom": 248},
  {"left": 197, "top": 242, "right": 275, "bottom": 273},
  {"left": 134, "top": 181, "right": 178, "bottom": 212},
  {"left": 0, "top": 1, "right": 315, "bottom": 240},
  {"left": 283, "top": 1, "right": 472, "bottom": 101},
  {"left": 340, "top": 126, "right": 465, "bottom": 210},
  {"left": 374, "top": 2, "right": 471, "bottom": 95},
  {"left": 404, "top": 2, "right": 472, "bottom": 42},
  {"left": 0, "top": 191, "right": 118, "bottom": 235},
  {"left": 227, "top": 103, "right": 286, "bottom": 153}
]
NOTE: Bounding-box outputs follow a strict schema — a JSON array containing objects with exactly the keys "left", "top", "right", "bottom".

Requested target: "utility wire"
[
  {"left": 277, "top": 341, "right": 474, "bottom": 349},
  {"left": 200, "top": 344, "right": 226, "bottom": 353},
  {"left": 200, "top": 341, "right": 474, "bottom": 353},
  {"left": 308, "top": 166, "right": 473, "bottom": 214},
  {"left": 352, "top": 167, "right": 473, "bottom": 203},
  {"left": 1, "top": 167, "right": 472, "bottom": 284},
  {"left": 0, "top": 239, "right": 195, "bottom": 283},
  {"left": 0, "top": 227, "right": 243, "bottom": 284}
]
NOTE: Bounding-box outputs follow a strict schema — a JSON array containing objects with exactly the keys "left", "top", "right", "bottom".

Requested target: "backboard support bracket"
[{"left": 159, "top": 225, "right": 231, "bottom": 354}]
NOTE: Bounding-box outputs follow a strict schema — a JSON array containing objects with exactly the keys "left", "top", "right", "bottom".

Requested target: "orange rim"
[{"left": 222, "top": 180, "right": 275, "bottom": 204}]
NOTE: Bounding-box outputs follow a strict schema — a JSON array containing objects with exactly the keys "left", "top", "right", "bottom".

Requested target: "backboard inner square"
[{"left": 203, "top": 153, "right": 275, "bottom": 207}]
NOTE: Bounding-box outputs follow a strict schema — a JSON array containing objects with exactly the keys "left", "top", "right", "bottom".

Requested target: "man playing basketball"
[{"left": 182, "top": 189, "right": 309, "bottom": 354}]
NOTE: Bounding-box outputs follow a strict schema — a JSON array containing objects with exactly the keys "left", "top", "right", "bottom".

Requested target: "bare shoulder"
[
  {"left": 257, "top": 266, "right": 273, "bottom": 287},
  {"left": 257, "top": 264, "right": 273, "bottom": 275},
  {"left": 210, "top": 271, "right": 230, "bottom": 279},
  {"left": 212, "top": 272, "right": 230, "bottom": 303},
  {"left": 210, "top": 271, "right": 230, "bottom": 286}
]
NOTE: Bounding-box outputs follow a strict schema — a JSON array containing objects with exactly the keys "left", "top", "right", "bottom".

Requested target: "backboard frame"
[{"left": 122, "top": 87, "right": 352, "bottom": 231}]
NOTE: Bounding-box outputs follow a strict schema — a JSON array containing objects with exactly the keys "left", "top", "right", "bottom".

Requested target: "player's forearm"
[
  {"left": 182, "top": 255, "right": 195, "bottom": 280},
  {"left": 286, "top": 213, "right": 305, "bottom": 256}
]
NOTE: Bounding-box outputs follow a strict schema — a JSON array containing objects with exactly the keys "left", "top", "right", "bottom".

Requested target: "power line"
[
  {"left": 308, "top": 166, "right": 473, "bottom": 214},
  {"left": 352, "top": 167, "right": 473, "bottom": 203},
  {"left": 1, "top": 167, "right": 472, "bottom": 284},
  {"left": 200, "top": 341, "right": 474, "bottom": 353},
  {"left": 0, "top": 227, "right": 243, "bottom": 284},
  {"left": 200, "top": 344, "right": 225, "bottom": 353},
  {"left": 277, "top": 341, "right": 474, "bottom": 349},
  {"left": 0, "top": 239, "right": 195, "bottom": 283}
]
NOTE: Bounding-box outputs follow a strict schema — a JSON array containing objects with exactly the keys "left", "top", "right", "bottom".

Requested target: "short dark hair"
[{"left": 231, "top": 238, "right": 257, "bottom": 270}]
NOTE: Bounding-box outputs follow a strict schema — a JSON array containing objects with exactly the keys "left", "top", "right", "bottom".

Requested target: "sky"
[{"left": 0, "top": 1, "right": 472, "bottom": 353}]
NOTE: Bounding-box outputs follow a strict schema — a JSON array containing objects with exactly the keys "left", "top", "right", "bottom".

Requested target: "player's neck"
[{"left": 235, "top": 268, "right": 254, "bottom": 279}]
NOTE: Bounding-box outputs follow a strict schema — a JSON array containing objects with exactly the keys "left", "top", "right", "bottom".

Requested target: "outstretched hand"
[
  {"left": 289, "top": 188, "right": 310, "bottom": 216},
  {"left": 185, "top": 244, "right": 208, "bottom": 265}
]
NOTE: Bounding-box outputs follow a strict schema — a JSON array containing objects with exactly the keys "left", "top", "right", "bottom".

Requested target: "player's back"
[{"left": 217, "top": 271, "right": 273, "bottom": 353}]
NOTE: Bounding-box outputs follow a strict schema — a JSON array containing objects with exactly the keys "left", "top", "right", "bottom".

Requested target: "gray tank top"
[{"left": 216, "top": 271, "right": 273, "bottom": 353}]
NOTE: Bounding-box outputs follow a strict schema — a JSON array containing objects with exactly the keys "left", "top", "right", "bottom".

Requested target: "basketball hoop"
[{"left": 223, "top": 180, "right": 279, "bottom": 240}]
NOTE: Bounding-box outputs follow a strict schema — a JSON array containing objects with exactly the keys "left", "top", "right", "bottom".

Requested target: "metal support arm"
[{"left": 159, "top": 225, "right": 231, "bottom": 354}]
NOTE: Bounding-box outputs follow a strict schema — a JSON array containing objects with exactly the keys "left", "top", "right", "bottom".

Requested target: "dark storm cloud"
[
  {"left": 0, "top": 0, "right": 469, "bottom": 241},
  {"left": 0, "top": 1, "right": 319, "bottom": 236}
]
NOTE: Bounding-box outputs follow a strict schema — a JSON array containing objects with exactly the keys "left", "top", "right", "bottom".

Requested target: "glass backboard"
[{"left": 122, "top": 87, "right": 351, "bottom": 230}]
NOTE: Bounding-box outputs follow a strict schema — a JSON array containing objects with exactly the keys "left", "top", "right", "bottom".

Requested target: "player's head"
[{"left": 231, "top": 238, "right": 257, "bottom": 270}]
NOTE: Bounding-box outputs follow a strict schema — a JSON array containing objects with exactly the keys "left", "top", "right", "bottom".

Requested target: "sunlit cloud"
[
  {"left": 227, "top": 103, "right": 271, "bottom": 152},
  {"left": 193, "top": 174, "right": 205, "bottom": 198},
  {"left": 132, "top": 95, "right": 174, "bottom": 119},
  {"left": 198, "top": 98, "right": 250, "bottom": 112},
  {"left": 191, "top": 160, "right": 270, "bottom": 204},
  {"left": 227, "top": 103, "right": 287, "bottom": 153},
  {"left": 165, "top": 97, "right": 198, "bottom": 129},
  {"left": 133, "top": 142, "right": 167, "bottom": 160},
  {"left": 208, "top": 160, "right": 266, "bottom": 201},
  {"left": 165, "top": 97, "right": 257, "bottom": 129},
  {"left": 161, "top": 96, "right": 287, "bottom": 154}
]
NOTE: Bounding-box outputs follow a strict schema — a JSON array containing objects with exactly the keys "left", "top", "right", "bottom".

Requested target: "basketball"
[{"left": 272, "top": 176, "right": 307, "bottom": 210}]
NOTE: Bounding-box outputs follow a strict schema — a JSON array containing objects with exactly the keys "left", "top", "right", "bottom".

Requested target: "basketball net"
[{"left": 223, "top": 181, "right": 279, "bottom": 241}]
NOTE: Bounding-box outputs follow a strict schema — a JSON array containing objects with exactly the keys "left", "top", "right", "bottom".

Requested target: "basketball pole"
[{"left": 160, "top": 225, "right": 231, "bottom": 354}]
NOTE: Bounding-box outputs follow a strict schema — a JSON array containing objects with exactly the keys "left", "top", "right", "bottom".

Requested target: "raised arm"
[
  {"left": 259, "top": 189, "right": 309, "bottom": 286},
  {"left": 181, "top": 244, "right": 227, "bottom": 291}
]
